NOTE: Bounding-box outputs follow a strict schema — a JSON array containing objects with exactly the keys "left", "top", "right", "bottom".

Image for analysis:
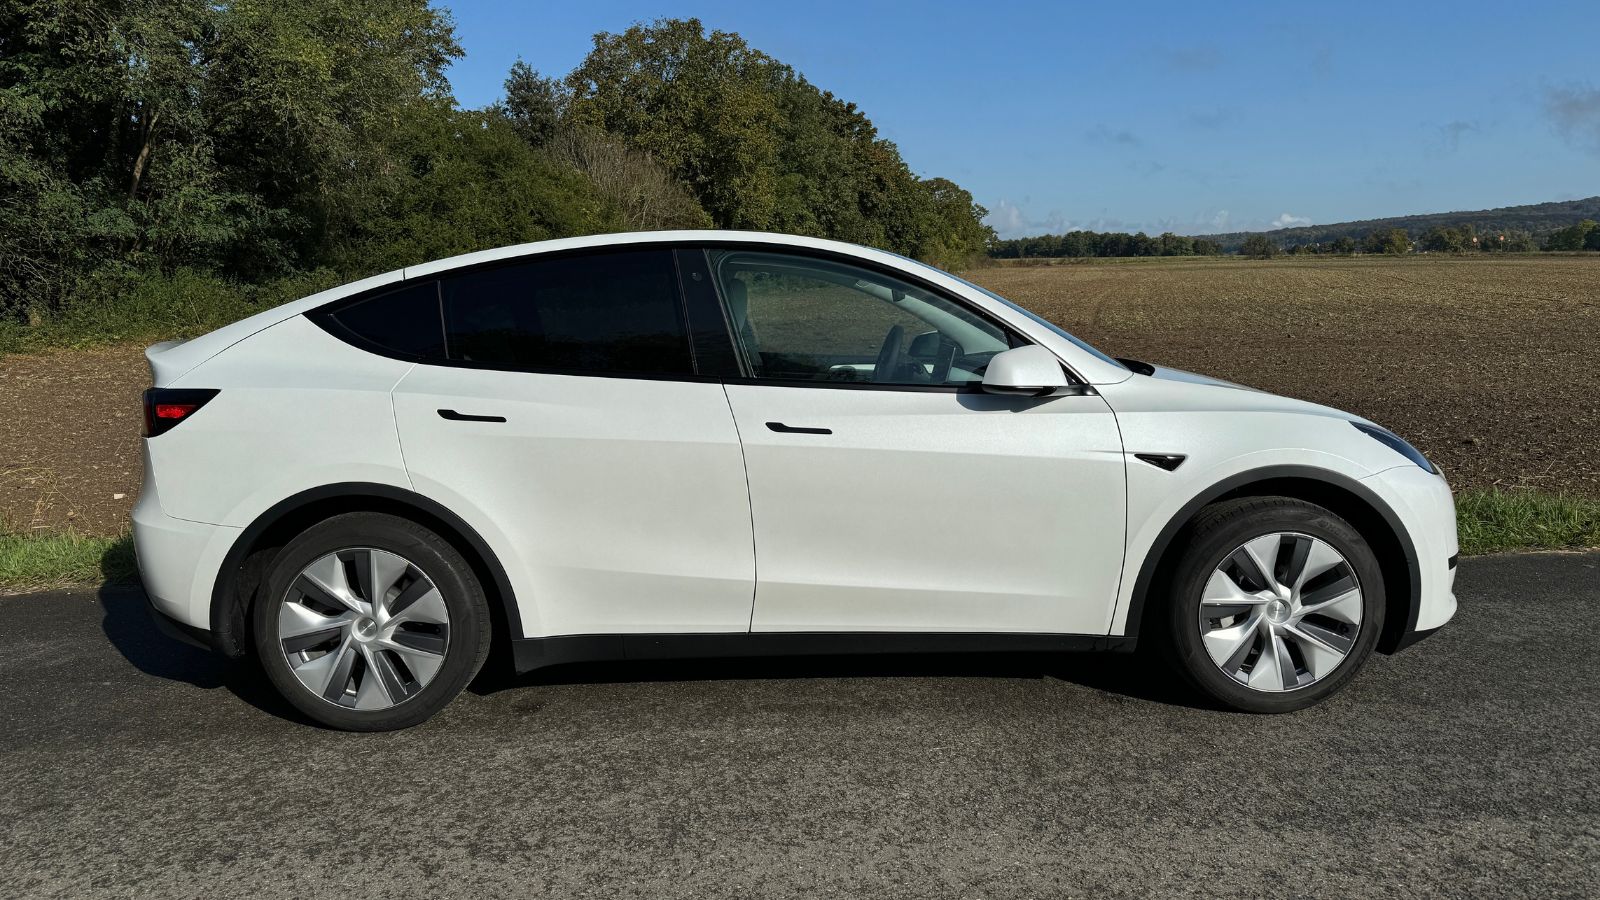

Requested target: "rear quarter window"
[{"left": 323, "top": 281, "right": 446, "bottom": 359}]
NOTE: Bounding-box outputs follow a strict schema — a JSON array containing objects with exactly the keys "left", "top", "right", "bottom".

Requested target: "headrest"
[{"left": 725, "top": 278, "right": 748, "bottom": 318}]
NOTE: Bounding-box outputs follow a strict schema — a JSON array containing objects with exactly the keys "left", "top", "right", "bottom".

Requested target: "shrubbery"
[{"left": 0, "top": 7, "right": 993, "bottom": 344}]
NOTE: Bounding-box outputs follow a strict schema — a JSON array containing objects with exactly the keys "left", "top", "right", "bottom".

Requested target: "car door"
[
  {"left": 332, "top": 247, "right": 756, "bottom": 638},
  {"left": 705, "top": 246, "right": 1127, "bottom": 635}
]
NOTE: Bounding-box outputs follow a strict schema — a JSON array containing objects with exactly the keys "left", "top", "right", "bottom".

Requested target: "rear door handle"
[
  {"left": 766, "top": 421, "right": 831, "bottom": 435},
  {"left": 438, "top": 409, "right": 506, "bottom": 423}
]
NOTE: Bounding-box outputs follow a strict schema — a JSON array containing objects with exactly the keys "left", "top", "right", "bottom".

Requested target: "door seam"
[{"left": 720, "top": 384, "right": 760, "bottom": 633}]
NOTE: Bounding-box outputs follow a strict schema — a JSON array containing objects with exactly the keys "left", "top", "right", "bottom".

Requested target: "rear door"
[
  {"left": 319, "top": 247, "right": 755, "bottom": 638},
  {"left": 703, "top": 246, "right": 1127, "bottom": 635}
]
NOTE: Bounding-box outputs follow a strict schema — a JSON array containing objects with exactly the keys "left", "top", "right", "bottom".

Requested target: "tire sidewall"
[
  {"left": 1166, "top": 501, "right": 1386, "bottom": 713},
  {"left": 252, "top": 512, "right": 490, "bottom": 731}
]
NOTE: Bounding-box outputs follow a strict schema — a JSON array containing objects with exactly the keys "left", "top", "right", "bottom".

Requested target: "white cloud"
[
  {"left": 1270, "top": 212, "right": 1312, "bottom": 230},
  {"left": 983, "top": 199, "right": 1067, "bottom": 239},
  {"left": 984, "top": 199, "right": 1026, "bottom": 237}
]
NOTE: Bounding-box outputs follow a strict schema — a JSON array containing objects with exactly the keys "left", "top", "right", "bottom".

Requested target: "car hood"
[
  {"left": 1145, "top": 364, "right": 1260, "bottom": 392},
  {"left": 1120, "top": 363, "right": 1368, "bottom": 424}
]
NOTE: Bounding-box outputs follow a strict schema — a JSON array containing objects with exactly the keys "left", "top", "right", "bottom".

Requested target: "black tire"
[
  {"left": 252, "top": 512, "right": 491, "bottom": 731},
  {"left": 1161, "top": 496, "right": 1385, "bottom": 713}
]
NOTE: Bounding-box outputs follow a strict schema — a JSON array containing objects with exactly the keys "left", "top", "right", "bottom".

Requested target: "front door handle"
[
  {"left": 438, "top": 409, "right": 507, "bottom": 423},
  {"left": 766, "top": 421, "right": 831, "bottom": 435}
]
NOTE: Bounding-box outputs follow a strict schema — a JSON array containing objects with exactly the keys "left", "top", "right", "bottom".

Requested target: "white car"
[{"left": 133, "top": 231, "right": 1458, "bottom": 730}]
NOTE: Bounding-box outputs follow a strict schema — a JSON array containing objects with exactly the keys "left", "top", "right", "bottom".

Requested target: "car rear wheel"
[
  {"left": 252, "top": 512, "right": 491, "bottom": 731},
  {"left": 1162, "top": 497, "right": 1385, "bottom": 713}
]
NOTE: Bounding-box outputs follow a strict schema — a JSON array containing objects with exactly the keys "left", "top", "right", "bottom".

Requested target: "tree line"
[
  {"left": 994, "top": 220, "right": 1600, "bottom": 260},
  {"left": 988, "top": 231, "right": 1224, "bottom": 259},
  {"left": 1239, "top": 221, "right": 1598, "bottom": 258},
  {"left": 0, "top": 5, "right": 992, "bottom": 325}
]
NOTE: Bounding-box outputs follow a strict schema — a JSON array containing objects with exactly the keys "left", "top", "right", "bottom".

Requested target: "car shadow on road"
[
  {"left": 476, "top": 649, "right": 1211, "bottom": 710},
  {"left": 96, "top": 583, "right": 1209, "bottom": 721},
  {"left": 96, "top": 584, "right": 317, "bottom": 725}
]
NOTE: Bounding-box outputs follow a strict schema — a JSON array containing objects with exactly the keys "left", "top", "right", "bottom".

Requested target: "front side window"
[
  {"left": 441, "top": 249, "right": 692, "bottom": 375},
  {"left": 709, "top": 250, "right": 1017, "bottom": 386}
]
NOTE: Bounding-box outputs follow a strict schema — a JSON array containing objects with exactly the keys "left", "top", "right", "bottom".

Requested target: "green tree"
[
  {"left": 1330, "top": 236, "right": 1357, "bottom": 255},
  {"left": 565, "top": 18, "right": 784, "bottom": 230},
  {"left": 1365, "top": 228, "right": 1410, "bottom": 255},
  {"left": 501, "top": 61, "right": 568, "bottom": 148},
  {"left": 1241, "top": 234, "right": 1278, "bottom": 258},
  {"left": 1544, "top": 220, "right": 1598, "bottom": 251}
]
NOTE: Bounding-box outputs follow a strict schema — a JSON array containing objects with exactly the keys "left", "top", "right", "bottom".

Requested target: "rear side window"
[
  {"left": 327, "top": 281, "right": 446, "bottom": 359},
  {"left": 441, "top": 249, "right": 692, "bottom": 375}
]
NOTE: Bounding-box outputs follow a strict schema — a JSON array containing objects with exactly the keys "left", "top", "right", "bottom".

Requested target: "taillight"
[{"left": 143, "top": 388, "right": 219, "bottom": 437}]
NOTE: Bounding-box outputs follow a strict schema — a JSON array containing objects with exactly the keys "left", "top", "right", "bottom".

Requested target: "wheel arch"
[
  {"left": 1122, "top": 465, "right": 1421, "bottom": 654},
  {"left": 208, "top": 482, "right": 522, "bottom": 664}
]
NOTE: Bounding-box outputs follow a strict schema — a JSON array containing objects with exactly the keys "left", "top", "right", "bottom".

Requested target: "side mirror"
[{"left": 982, "top": 345, "right": 1073, "bottom": 397}]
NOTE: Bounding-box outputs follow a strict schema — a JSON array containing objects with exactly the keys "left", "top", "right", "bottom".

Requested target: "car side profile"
[{"left": 133, "top": 230, "right": 1458, "bottom": 730}]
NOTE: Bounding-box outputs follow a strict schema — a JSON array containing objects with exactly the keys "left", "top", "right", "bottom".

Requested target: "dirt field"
[{"left": 1, "top": 255, "right": 1596, "bottom": 537}]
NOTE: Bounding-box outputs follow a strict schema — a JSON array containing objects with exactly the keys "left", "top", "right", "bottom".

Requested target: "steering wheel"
[{"left": 872, "top": 325, "right": 905, "bottom": 383}]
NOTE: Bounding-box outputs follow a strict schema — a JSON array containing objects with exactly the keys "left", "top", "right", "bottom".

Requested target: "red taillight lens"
[{"left": 143, "top": 389, "right": 219, "bottom": 437}]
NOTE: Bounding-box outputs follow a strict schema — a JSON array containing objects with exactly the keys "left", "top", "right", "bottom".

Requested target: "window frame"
[
  {"left": 686, "top": 243, "right": 1054, "bottom": 393},
  {"left": 308, "top": 245, "right": 732, "bottom": 384}
]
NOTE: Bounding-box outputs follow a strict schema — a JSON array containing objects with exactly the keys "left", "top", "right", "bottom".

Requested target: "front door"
[{"left": 707, "top": 247, "right": 1126, "bottom": 635}]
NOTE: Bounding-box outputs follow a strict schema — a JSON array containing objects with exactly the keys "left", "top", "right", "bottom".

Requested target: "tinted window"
[
  {"left": 441, "top": 249, "right": 692, "bottom": 375},
  {"left": 709, "top": 250, "right": 1017, "bottom": 386},
  {"left": 329, "top": 281, "right": 446, "bottom": 359}
]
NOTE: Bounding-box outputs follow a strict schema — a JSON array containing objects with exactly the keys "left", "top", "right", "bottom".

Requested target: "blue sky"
[{"left": 442, "top": 0, "right": 1600, "bottom": 237}]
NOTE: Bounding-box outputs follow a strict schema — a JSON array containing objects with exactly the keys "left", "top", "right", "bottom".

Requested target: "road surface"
[{"left": 2, "top": 552, "right": 1596, "bottom": 898}]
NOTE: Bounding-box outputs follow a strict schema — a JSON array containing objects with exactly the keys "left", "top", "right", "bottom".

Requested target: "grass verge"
[
  {"left": 0, "top": 531, "right": 136, "bottom": 592},
  {"left": 1455, "top": 489, "right": 1600, "bottom": 556},
  {"left": 0, "top": 490, "right": 1595, "bottom": 591}
]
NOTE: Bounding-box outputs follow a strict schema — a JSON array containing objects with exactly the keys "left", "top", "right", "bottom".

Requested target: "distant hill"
[{"left": 1198, "top": 196, "right": 1600, "bottom": 251}]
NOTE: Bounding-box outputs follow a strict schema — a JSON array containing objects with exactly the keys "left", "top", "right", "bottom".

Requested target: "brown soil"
[
  {"left": 2, "top": 255, "right": 1596, "bottom": 538},
  {"left": 0, "top": 345, "right": 148, "bottom": 535}
]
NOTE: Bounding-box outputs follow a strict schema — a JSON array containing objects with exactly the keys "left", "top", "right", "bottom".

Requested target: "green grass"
[
  {"left": 0, "top": 531, "right": 136, "bottom": 592},
  {"left": 1455, "top": 489, "right": 1600, "bottom": 556},
  {"left": 0, "top": 490, "right": 1595, "bottom": 591}
]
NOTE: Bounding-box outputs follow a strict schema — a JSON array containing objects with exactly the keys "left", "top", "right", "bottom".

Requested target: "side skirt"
[{"left": 511, "top": 631, "right": 1136, "bottom": 674}]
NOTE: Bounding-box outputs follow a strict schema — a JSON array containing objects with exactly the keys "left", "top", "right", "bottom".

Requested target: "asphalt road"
[{"left": 1, "top": 553, "right": 1597, "bottom": 899}]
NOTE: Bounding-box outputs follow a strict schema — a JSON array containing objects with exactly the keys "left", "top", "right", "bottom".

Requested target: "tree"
[
  {"left": 542, "top": 126, "right": 712, "bottom": 231},
  {"left": 1545, "top": 220, "right": 1598, "bottom": 251},
  {"left": 1330, "top": 236, "right": 1357, "bottom": 255},
  {"left": 1365, "top": 228, "right": 1410, "bottom": 255},
  {"left": 1421, "top": 226, "right": 1468, "bottom": 253},
  {"left": 565, "top": 18, "right": 785, "bottom": 230},
  {"left": 1241, "top": 234, "right": 1278, "bottom": 258},
  {"left": 501, "top": 62, "right": 569, "bottom": 148}
]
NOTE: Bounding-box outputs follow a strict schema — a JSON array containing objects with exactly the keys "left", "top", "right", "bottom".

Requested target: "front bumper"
[{"left": 1363, "top": 463, "right": 1459, "bottom": 649}]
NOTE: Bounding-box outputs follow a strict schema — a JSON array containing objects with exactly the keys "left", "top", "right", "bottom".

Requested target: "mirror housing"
[{"left": 982, "top": 345, "right": 1074, "bottom": 397}]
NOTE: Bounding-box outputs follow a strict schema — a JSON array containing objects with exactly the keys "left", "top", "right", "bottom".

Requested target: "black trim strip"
[
  {"left": 142, "top": 590, "right": 213, "bottom": 651},
  {"left": 1447, "top": 553, "right": 1458, "bottom": 570},
  {"left": 511, "top": 631, "right": 1136, "bottom": 673}
]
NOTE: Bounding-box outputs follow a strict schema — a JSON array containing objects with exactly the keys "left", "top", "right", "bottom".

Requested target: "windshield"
[{"left": 900, "top": 259, "right": 1129, "bottom": 372}]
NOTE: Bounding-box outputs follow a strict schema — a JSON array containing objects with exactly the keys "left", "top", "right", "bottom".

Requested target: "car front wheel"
[
  {"left": 252, "top": 512, "right": 491, "bottom": 731},
  {"left": 1162, "top": 496, "right": 1386, "bottom": 713}
]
